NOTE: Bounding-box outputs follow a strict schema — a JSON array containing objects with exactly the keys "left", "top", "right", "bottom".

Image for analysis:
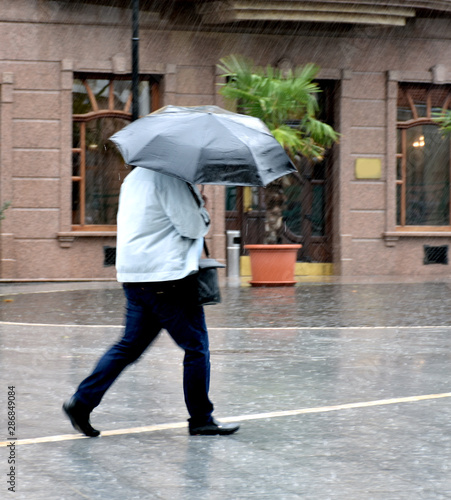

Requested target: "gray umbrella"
[{"left": 109, "top": 105, "right": 296, "bottom": 186}]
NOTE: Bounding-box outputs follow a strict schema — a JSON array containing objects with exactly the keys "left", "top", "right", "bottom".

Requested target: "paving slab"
[{"left": 0, "top": 279, "right": 450, "bottom": 499}]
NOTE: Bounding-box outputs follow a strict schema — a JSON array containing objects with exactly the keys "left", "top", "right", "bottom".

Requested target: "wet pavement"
[{"left": 0, "top": 277, "right": 450, "bottom": 499}]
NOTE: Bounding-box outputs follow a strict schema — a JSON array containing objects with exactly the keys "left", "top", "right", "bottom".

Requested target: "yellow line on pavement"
[
  {"left": 1, "top": 392, "right": 450, "bottom": 448},
  {"left": 218, "top": 392, "right": 451, "bottom": 422}
]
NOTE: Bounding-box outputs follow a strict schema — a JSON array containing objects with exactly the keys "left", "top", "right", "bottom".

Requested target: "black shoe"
[
  {"left": 63, "top": 397, "right": 100, "bottom": 437},
  {"left": 189, "top": 418, "right": 240, "bottom": 436}
]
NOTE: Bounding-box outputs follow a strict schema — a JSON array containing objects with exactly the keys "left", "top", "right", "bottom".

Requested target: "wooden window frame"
[
  {"left": 396, "top": 85, "right": 451, "bottom": 230},
  {"left": 71, "top": 74, "right": 160, "bottom": 231}
]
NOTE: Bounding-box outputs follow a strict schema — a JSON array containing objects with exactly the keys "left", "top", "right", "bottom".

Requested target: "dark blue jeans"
[{"left": 74, "top": 280, "right": 214, "bottom": 426}]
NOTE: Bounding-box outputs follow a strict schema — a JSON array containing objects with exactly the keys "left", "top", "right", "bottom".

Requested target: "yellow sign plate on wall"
[{"left": 355, "top": 158, "right": 382, "bottom": 179}]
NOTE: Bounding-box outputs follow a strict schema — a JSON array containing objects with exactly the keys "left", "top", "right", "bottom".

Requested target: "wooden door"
[{"left": 225, "top": 80, "right": 336, "bottom": 263}]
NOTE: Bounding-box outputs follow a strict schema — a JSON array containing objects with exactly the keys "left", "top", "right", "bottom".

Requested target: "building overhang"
[
  {"left": 63, "top": 1, "right": 451, "bottom": 27},
  {"left": 197, "top": 1, "right": 418, "bottom": 26}
]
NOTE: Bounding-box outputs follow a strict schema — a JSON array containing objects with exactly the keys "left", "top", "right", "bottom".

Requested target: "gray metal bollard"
[{"left": 226, "top": 230, "right": 241, "bottom": 277}]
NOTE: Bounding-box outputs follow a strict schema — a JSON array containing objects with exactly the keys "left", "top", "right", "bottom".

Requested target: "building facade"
[{"left": 1, "top": 0, "right": 451, "bottom": 280}]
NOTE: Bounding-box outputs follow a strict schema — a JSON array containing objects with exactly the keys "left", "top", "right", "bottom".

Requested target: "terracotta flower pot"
[{"left": 244, "top": 244, "right": 302, "bottom": 286}]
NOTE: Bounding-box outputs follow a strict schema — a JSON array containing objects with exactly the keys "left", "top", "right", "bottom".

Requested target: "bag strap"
[
  {"left": 203, "top": 240, "right": 210, "bottom": 258},
  {"left": 186, "top": 182, "right": 210, "bottom": 258}
]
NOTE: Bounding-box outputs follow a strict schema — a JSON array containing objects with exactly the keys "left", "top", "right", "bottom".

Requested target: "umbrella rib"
[{"left": 202, "top": 115, "right": 266, "bottom": 186}]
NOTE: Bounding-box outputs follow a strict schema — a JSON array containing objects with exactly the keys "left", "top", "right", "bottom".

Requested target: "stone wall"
[{"left": 1, "top": 1, "right": 451, "bottom": 278}]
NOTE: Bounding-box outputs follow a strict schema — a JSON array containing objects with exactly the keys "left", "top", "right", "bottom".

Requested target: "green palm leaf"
[
  {"left": 432, "top": 110, "right": 451, "bottom": 134},
  {"left": 218, "top": 55, "right": 339, "bottom": 160}
]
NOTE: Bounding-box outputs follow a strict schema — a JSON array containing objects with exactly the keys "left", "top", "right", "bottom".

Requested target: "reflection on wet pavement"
[
  {"left": 1, "top": 282, "right": 451, "bottom": 327},
  {"left": 0, "top": 280, "right": 450, "bottom": 499}
]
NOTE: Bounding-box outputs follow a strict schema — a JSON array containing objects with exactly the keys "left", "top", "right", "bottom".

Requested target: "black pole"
[{"left": 131, "top": 0, "right": 140, "bottom": 122}]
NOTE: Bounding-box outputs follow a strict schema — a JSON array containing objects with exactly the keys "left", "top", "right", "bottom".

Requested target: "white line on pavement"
[
  {"left": 1, "top": 392, "right": 450, "bottom": 448},
  {"left": 1, "top": 321, "right": 451, "bottom": 330}
]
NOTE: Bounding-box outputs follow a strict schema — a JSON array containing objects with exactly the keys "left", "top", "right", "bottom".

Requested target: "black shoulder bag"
[{"left": 186, "top": 183, "right": 225, "bottom": 306}]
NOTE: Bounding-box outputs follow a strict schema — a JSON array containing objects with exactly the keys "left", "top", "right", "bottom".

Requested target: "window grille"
[
  {"left": 396, "top": 84, "right": 451, "bottom": 228},
  {"left": 72, "top": 74, "right": 160, "bottom": 229}
]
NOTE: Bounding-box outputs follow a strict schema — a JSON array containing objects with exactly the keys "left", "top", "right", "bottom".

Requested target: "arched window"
[
  {"left": 72, "top": 74, "right": 160, "bottom": 229},
  {"left": 397, "top": 85, "right": 451, "bottom": 227}
]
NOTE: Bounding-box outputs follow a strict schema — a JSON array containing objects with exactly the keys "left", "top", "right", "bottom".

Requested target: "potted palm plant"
[{"left": 217, "top": 55, "right": 339, "bottom": 285}]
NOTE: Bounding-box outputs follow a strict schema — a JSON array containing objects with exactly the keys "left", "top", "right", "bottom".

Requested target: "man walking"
[{"left": 63, "top": 167, "right": 239, "bottom": 437}]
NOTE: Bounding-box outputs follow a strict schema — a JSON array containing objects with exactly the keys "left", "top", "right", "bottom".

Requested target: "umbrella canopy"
[{"left": 109, "top": 105, "right": 296, "bottom": 186}]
